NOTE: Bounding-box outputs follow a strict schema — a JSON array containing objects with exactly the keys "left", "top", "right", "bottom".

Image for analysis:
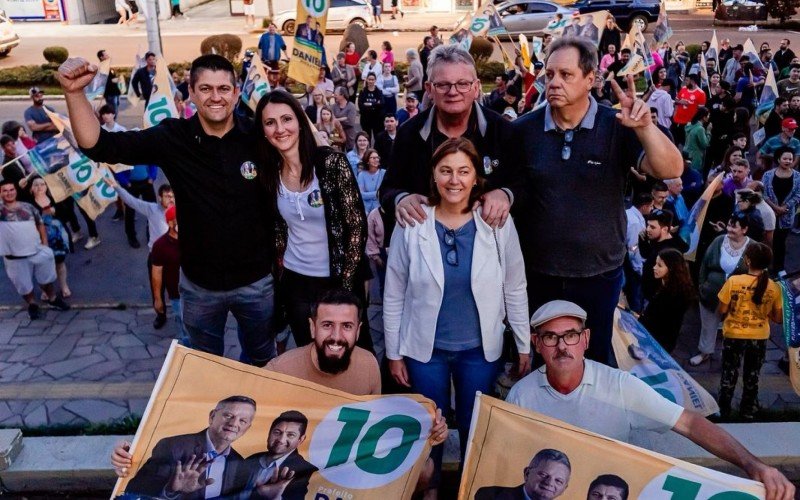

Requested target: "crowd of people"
[{"left": 0, "top": 18, "right": 796, "bottom": 498}]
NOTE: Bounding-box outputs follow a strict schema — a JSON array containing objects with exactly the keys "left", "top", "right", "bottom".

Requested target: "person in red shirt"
[
  {"left": 150, "top": 205, "right": 186, "bottom": 344},
  {"left": 672, "top": 74, "right": 706, "bottom": 147}
]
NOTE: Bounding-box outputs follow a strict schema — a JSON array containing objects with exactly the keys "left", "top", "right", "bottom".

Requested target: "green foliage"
[
  {"left": 42, "top": 46, "right": 69, "bottom": 65},
  {"left": 0, "top": 64, "right": 58, "bottom": 86},
  {"left": 469, "top": 37, "right": 494, "bottom": 63},
  {"left": 686, "top": 44, "right": 702, "bottom": 63},
  {"left": 1, "top": 415, "right": 142, "bottom": 437},
  {"left": 766, "top": 0, "right": 800, "bottom": 22},
  {"left": 200, "top": 34, "right": 243, "bottom": 62},
  {"left": 476, "top": 60, "right": 505, "bottom": 81}
]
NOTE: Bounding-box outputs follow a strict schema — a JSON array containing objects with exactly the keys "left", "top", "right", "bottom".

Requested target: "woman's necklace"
[{"left": 723, "top": 236, "right": 747, "bottom": 257}]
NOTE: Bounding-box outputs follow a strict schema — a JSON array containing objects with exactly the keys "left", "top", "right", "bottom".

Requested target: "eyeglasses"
[
  {"left": 561, "top": 129, "right": 574, "bottom": 161},
  {"left": 538, "top": 329, "right": 584, "bottom": 347},
  {"left": 443, "top": 229, "right": 458, "bottom": 266},
  {"left": 431, "top": 80, "right": 475, "bottom": 94}
]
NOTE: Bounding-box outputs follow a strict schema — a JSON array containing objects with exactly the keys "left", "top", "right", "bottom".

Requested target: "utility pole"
[{"left": 145, "top": 0, "right": 164, "bottom": 56}]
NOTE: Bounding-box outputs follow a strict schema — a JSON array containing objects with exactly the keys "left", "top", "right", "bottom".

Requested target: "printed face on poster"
[{"left": 545, "top": 10, "right": 610, "bottom": 47}]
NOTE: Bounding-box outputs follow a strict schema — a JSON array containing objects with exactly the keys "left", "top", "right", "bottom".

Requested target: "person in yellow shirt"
[{"left": 717, "top": 242, "right": 783, "bottom": 420}]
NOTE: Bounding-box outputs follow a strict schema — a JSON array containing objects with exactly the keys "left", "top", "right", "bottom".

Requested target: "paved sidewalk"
[{"left": 0, "top": 299, "right": 796, "bottom": 428}]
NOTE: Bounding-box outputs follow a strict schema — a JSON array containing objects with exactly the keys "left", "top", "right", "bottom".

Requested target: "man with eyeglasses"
[
  {"left": 381, "top": 44, "right": 522, "bottom": 236},
  {"left": 506, "top": 300, "right": 795, "bottom": 500},
  {"left": 509, "top": 37, "right": 682, "bottom": 367}
]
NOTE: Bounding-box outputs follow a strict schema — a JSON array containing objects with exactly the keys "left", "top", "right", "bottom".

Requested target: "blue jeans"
[
  {"left": 170, "top": 298, "right": 191, "bottom": 347},
  {"left": 405, "top": 347, "right": 501, "bottom": 485},
  {"left": 180, "top": 272, "right": 276, "bottom": 366},
  {"left": 527, "top": 266, "right": 624, "bottom": 367}
]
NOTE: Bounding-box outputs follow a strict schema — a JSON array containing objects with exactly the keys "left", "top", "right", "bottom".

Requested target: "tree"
[{"left": 767, "top": 0, "right": 800, "bottom": 23}]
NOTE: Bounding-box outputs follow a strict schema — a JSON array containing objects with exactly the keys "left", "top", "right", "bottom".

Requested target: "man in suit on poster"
[
  {"left": 125, "top": 395, "right": 257, "bottom": 499},
  {"left": 475, "top": 448, "right": 572, "bottom": 500}
]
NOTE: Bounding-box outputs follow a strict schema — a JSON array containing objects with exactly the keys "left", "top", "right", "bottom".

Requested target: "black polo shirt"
[
  {"left": 511, "top": 98, "right": 643, "bottom": 278},
  {"left": 82, "top": 114, "right": 274, "bottom": 291}
]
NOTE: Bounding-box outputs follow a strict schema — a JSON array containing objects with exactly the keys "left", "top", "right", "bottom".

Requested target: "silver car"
[
  {"left": 0, "top": 10, "right": 20, "bottom": 57},
  {"left": 495, "top": 0, "right": 574, "bottom": 37},
  {"left": 274, "top": 0, "right": 372, "bottom": 35}
]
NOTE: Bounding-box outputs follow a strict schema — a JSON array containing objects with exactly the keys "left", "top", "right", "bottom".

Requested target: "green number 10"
[
  {"left": 304, "top": 0, "right": 325, "bottom": 13},
  {"left": 662, "top": 475, "right": 759, "bottom": 499},
  {"left": 326, "top": 407, "right": 421, "bottom": 474}
]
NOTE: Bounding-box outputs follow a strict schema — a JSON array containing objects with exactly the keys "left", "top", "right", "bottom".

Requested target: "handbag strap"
[{"left": 493, "top": 228, "right": 508, "bottom": 319}]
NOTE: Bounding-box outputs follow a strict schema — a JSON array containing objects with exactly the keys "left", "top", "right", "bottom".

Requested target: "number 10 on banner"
[
  {"left": 309, "top": 397, "right": 433, "bottom": 489},
  {"left": 304, "top": 0, "right": 327, "bottom": 17}
]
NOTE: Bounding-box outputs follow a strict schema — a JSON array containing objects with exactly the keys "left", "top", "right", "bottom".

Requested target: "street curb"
[{"left": 0, "top": 302, "right": 150, "bottom": 310}]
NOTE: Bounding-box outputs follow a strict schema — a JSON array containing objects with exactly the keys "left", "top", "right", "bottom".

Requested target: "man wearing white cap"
[{"left": 506, "top": 300, "right": 795, "bottom": 500}]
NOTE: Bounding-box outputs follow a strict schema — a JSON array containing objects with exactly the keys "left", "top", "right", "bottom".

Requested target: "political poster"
[
  {"left": 617, "top": 54, "right": 646, "bottom": 77},
  {"left": 112, "top": 343, "right": 436, "bottom": 499},
  {"left": 85, "top": 58, "right": 111, "bottom": 101},
  {"left": 27, "top": 135, "right": 101, "bottom": 203},
  {"left": 756, "top": 68, "right": 779, "bottom": 124},
  {"left": 653, "top": 8, "right": 673, "bottom": 44},
  {"left": 287, "top": 0, "right": 330, "bottom": 87},
  {"left": 612, "top": 308, "right": 720, "bottom": 416},
  {"left": 143, "top": 58, "right": 179, "bottom": 129},
  {"left": 685, "top": 173, "right": 724, "bottom": 262},
  {"left": 241, "top": 56, "right": 271, "bottom": 111},
  {"left": 459, "top": 395, "right": 765, "bottom": 500},
  {"left": 550, "top": 11, "right": 609, "bottom": 47},
  {"left": 708, "top": 30, "right": 720, "bottom": 71},
  {"left": 76, "top": 167, "right": 118, "bottom": 220},
  {"left": 779, "top": 276, "right": 800, "bottom": 395}
]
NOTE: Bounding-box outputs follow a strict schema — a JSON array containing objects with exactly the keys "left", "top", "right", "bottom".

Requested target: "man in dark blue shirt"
[{"left": 510, "top": 37, "right": 683, "bottom": 366}]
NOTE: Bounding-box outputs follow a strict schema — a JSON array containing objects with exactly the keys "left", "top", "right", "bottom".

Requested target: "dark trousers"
[
  {"left": 170, "top": 3, "right": 183, "bottom": 15},
  {"left": 670, "top": 122, "right": 686, "bottom": 148},
  {"left": 124, "top": 179, "right": 157, "bottom": 240},
  {"left": 719, "top": 338, "right": 766, "bottom": 416},
  {"left": 622, "top": 255, "right": 644, "bottom": 314},
  {"left": 279, "top": 268, "right": 374, "bottom": 352},
  {"left": 55, "top": 197, "right": 98, "bottom": 239},
  {"left": 773, "top": 228, "right": 790, "bottom": 274},
  {"left": 360, "top": 116, "right": 383, "bottom": 143},
  {"left": 527, "top": 266, "right": 624, "bottom": 367}
]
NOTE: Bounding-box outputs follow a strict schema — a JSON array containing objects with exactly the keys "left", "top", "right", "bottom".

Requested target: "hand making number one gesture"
[{"left": 609, "top": 74, "right": 652, "bottom": 130}]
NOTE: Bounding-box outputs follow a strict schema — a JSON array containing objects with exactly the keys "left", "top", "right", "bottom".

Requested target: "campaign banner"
[
  {"left": 617, "top": 54, "right": 646, "bottom": 76},
  {"left": 708, "top": 30, "right": 720, "bottom": 70},
  {"left": 779, "top": 276, "right": 800, "bottom": 395},
  {"left": 76, "top": 167, "right": 118, "bottom": 220},
  {"left": 143, "top": 58, "right": 179, "bottom": 128},
  {"left": 459, "top": 395, "right": 764, "bottom": 500},
  {"left": 85, "top": 58, "right": 111, "bottom": 101},
  {"left": 287, "top": 0, "right": 329, "bottom": 87},
  {"left": 127, "top": 49, "right": 146, "bottom": 108},
  {"left": 685, "top": 173, "right": 724, "bottom": 262},
  {"left": 241, "top": 56, "right": 271, "bottom": 112},
  {"left": 547, "top": 11, "right": 609, "bottom": 47},
  {"left": 612, "top": 308, "right": 720, "bottom": 416},
  {"left": 653, "top": 7, "right": 673, "bottom": 44},
  {"left": 27, "top": 135, "right": 100, "bottom": 203},
  {"left": 112, "top": 343, "right": 435, "bottom": 499}
]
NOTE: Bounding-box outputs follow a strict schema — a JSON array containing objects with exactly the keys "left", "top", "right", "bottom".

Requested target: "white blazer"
[{"left": 383, "top": 205, "right": 530, "bottom": 363}]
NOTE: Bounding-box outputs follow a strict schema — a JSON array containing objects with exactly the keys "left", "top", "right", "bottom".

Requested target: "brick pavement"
[{"left": 0, "top": 300, "right": 796, "bottom": 428}]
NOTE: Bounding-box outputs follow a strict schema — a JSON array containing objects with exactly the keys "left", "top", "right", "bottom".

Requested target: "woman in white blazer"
[{"left": 383, "top": 137, "right": 530, "bottom": 491}]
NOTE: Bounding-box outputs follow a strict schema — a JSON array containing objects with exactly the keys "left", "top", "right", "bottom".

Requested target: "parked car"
[
  {"left": 493, "top": 0, "right": 575, "bottom": 37},
  {"left": 274, "top": 0, "right": 372, "bottom": 35},
  {"left": 0, "top": 10, "right": 19, "bottom": 57},
  {"left": 714, "top": 0, "right": 767, "bottom": 22},
  {"left": 569, "top": 0, "right": 660, "bottom": 31}
]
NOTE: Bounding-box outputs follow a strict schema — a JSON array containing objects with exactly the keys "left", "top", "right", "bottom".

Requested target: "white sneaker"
[
  {"left": 84, "top": 237, "right": 102, "bottom": 250},
  {"left": 71, "top": 230, "right": 85, "bottom": 243}
]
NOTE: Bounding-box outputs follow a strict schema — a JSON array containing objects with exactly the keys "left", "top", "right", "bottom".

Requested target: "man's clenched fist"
[{"left": 57, "top": 57, "right": 98, "bottom": 94}]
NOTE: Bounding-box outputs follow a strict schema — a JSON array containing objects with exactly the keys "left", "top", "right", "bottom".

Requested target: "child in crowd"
[{"left": 717, "top": 242, "right": 783, "bottom": 420}]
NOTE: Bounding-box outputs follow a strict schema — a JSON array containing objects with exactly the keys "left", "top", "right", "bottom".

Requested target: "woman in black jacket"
[
  {"left": 255, "top": 90, "right": 372, "bottom": 350},
  {"left": 639, "top": 248, "right": 695, "bottom": 353},
  {"left": 598, "top": 15, "right": 622, "bottom": 57}
]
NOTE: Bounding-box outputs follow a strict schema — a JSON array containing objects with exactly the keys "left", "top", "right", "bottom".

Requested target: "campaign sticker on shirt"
[
  {"left": 483, "top": 156, "right": 493, "bottom": 175},
  {"left": 308, "top": 189, "right": 324, "bottom": 207},
  {"left": 240, "top": 161, "right": 257, "bottom": 180}
]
